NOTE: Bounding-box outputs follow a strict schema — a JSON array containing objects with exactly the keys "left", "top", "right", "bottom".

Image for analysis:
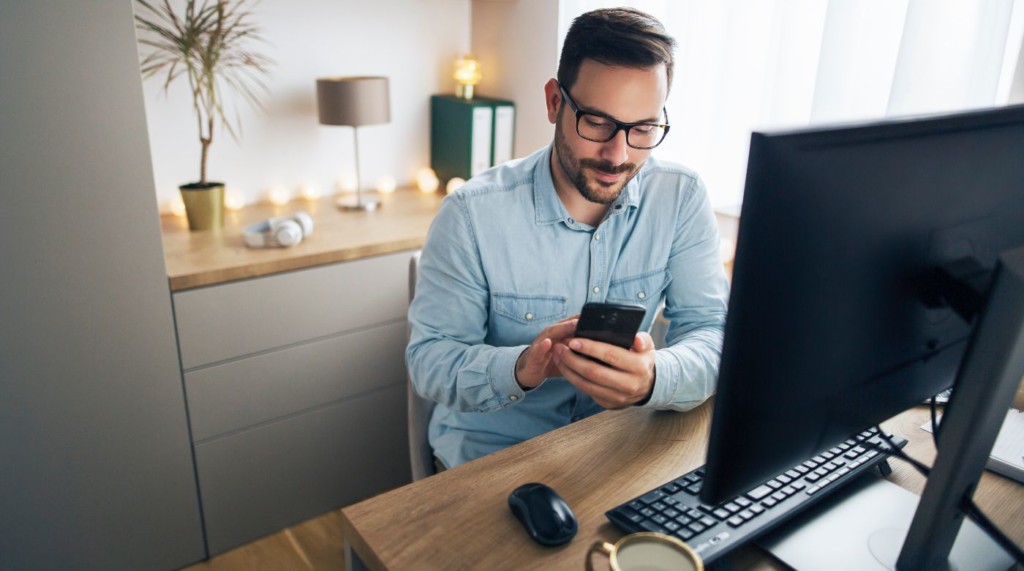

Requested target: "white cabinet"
[{"left": 173, "top": 251, "right": 413, "bottom": 555}]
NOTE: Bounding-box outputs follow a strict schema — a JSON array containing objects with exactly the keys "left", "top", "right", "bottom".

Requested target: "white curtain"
[{"left": 559, "top": 0, "right": 1024, "bottom": 208}]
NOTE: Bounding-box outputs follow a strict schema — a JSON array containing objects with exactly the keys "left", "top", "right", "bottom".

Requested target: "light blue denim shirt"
[{"left": 407, "top": 145, "right": 729, "bottom": 468}]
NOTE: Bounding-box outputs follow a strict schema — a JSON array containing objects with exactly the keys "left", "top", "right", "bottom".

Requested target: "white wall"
[
  {"left": 141, "top": 0, "right": 471, "bottom": 211},
  {"left": 471, "top": 0, "right": 561, "bottom": 157}
]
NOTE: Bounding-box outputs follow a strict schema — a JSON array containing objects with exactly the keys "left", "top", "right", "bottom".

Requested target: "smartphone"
[{"left": 574, "top": 302, "right": 647, "bottom": 349}]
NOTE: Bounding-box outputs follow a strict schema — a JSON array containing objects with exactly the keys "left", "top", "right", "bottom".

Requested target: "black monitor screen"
[{"left": 701, "top": 104, "right": 1024, "bottom": 504}]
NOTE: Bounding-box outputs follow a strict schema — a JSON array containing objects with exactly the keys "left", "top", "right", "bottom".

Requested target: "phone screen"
[{"left": 574, "top": 302, "right": 646, "bottom": 349}]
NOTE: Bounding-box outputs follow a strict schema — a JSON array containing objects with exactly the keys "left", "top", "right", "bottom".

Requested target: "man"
[{"left": 407, "top": 8, "right": 729, "bottom": 469}]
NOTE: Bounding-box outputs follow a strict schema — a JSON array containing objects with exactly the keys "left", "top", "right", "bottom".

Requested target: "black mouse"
[{"left": 507, "top": 482, "right": 578, "bottom": 546}]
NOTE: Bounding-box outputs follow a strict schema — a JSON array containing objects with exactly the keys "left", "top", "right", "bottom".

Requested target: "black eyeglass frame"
[{"left": 557, "top": 83, "right": 671, "bottom": 150}]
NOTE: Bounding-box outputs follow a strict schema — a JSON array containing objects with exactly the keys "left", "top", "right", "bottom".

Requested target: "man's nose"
[{"left": 598, "top": 128, "right": 630, "bottom": 165}]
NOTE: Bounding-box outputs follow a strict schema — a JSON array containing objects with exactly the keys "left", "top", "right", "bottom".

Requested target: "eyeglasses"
[{"left": 558, "top": 83, "right": 670, "bottom": 150}]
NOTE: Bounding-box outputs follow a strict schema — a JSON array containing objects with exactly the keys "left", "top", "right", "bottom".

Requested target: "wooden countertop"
[{"left": 160, "top": 189, "right": 445, "bottom": 291}]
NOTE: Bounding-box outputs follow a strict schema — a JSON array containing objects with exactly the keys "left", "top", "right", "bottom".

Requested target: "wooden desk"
[{"left": 341, "top": 401, "right": 1023, "bottom": 570}]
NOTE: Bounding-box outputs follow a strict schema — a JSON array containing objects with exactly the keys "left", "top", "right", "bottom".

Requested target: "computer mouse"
[{"left": 507, "top": 482, "right": 578, "bottom": 546}]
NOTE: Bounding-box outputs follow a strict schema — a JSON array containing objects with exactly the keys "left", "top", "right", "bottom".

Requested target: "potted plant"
[{"left": 135, "top": 0, "right": 272, "bottom": 230}]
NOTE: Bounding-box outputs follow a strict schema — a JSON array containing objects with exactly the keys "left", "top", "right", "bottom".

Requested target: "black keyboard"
[{"left": 605, "top": 427, "right": 907, "bottom": 564}]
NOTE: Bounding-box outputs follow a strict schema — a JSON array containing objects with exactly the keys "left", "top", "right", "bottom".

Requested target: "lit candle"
[
  {"left": 268, "top": 186, "right": 291, "bottom": 206},
  {"left": 224, "top": 191, "right": 245, "bottom": 211},
  {"left": 376, "top": 176, "right": 397, "bottom": 194},
  {"left": 337, "top": 174, "right": 358, "bottom": 194},
  {"left": 416, "top": 167, "right": 440, "bottom": 193},
  {"left": 299, "top": 183, "right": 321, "bottom": 200},
  {"left": 446, "top": 177, "right": 466, "bottom": 194},
  {"left": 170, "top": 197, "right": 186, "bottom": 217}
]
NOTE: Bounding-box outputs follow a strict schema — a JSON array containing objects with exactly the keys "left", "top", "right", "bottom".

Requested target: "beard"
[{"left": 553, "top": 120, "right": 640, "bottom": 206}]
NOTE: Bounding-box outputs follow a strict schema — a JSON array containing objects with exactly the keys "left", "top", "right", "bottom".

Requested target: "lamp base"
[{"left": 336, "top": 194, "right": 381, "bottom": 212}]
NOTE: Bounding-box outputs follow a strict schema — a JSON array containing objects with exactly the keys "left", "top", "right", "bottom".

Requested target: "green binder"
[{"left": 430, "top": 94, "right": 515, "bottom": 183}]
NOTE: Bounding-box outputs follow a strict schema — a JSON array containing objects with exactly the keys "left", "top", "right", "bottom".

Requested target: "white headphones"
[{"left": 244, "top": 211, "right": 314, "bottom": 248}]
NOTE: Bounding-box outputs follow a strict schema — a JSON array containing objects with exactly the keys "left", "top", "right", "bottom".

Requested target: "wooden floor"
[{"left": 181, "top": 509, "right": 347, "bottom": 571}]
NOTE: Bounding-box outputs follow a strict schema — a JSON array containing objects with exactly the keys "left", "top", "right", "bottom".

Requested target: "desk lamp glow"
[
  {"left": 317, "top": 76, "right": 391, "bottom": 211},
  {"left": 453, "top": 55, "right": 481, "bottom": 100}
]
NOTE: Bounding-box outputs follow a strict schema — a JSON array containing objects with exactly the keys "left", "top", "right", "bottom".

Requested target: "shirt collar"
[{"left": 532, "top": 145, "right": 643, "bottom": 226}]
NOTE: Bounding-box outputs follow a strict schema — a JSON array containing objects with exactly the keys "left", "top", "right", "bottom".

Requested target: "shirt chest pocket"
[
  {"left": 492, "top": 293, "right": 568, "bottom": 325},
  {"left": 607, "top": 269, "right": 671, "bottom": 311}
]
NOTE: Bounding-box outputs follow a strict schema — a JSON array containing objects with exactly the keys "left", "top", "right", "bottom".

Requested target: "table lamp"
[{"left": 317, "top": 76, "right": 391, "bottom": 211}]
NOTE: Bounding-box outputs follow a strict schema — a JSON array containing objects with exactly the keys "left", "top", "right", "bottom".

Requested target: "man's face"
[{"left": 549, "top": 60, "right": 669, "bottom": 205}]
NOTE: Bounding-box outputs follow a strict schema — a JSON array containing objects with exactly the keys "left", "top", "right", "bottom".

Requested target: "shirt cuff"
[
  {"left": 642, "top": 351, "right": 677, "bottom": 408},
  {"left": 489, "top": 346, "right": 528, "bottom": 407}
]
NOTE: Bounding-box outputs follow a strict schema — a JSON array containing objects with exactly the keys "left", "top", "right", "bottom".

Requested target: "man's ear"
[{"left": 543, "top": 78, "right": 561, "bottom": 124}]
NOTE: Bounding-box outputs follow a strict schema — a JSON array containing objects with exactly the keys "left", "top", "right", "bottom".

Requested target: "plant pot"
[{"left": 179, "top": 182, "right": 225, "bottom": 231}]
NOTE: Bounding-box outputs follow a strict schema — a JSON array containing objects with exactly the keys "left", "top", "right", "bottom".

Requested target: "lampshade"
[{"left": 316, "top": 76, "right": 390, "bottom": 127}]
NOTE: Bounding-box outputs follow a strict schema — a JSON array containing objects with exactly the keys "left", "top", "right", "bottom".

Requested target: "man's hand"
[
  {"left": 552, "top": 331, "right": 657, "bottom": 409},
  {"left": 514, "top": 315, "right": 580, "bottom": 390}
]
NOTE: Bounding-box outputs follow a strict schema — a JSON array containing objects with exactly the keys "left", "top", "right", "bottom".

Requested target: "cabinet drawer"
[
  {"left": 194, "top": 385, "right": 409, "bottom": 556},
  {"left": 174, "top": 251, "right": 411, "bottom": 369},
  {"left": 185, "top": 321, "right": 407, "bottom": 442}
]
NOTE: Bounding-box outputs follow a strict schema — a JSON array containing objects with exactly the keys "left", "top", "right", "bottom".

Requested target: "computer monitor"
[{"left": 700, "top": 104, "right": 1024, "bottom": 568}]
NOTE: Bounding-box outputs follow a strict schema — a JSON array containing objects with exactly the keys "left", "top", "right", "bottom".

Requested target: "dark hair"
[{"left": 557, "top": 8, "right": 677, "bottom": 92}]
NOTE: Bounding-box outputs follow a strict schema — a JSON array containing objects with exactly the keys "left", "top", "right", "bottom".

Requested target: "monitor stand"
[{"left": 757, "top": 472, "right": 1011, "bottom": 571}]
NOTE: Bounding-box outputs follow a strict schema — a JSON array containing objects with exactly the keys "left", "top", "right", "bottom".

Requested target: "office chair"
[{"left": 407, "top": 251, "right": 437, "bottom": 481}]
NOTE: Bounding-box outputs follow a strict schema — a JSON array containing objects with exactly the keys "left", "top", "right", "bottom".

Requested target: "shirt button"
[
  {"left": 637, "top": 292, "right": 646, "bottom": 300},
  {"left": 593, "top": 286, "right": 600, "bottom": 294},
  {"left": 525, "top": 312, "right": 534, "bottom": 321},
  {"left": 509, "top": 395, "right": 519, "bottom": 401},
  {"left": 567, "top": 217, "right": 575, "bottom": 224},
  {"left": 594, "top": 233, "right": 601, "bottom": 241}
]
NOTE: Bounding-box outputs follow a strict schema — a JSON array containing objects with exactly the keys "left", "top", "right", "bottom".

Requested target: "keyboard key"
[
  {"left": 665, "top": 521, "right": 681, "bottom": 532},
  {"left": 651, "top": 502, "right": 667, "bottom": 512},
  {"left": 640, "top": 490, "right": 666, "bottom": 504},
  {"left": 689, "top": 521, "right": 707, "bottom": 534},
  {"left": 677, "top": 528, "right": 695, "bottom": 541},
  {"left": 739, "top": 509, "right": 755, "bottom": 521},
  {"left": 700, "top": 516, "right": 716, "bottom": 527},
  {"left": 664, "top": 508, "right": 680, "bottom": 519},
  {"left": 685, "top": 483, "right": 702, "bottom": 494},
  {"left": 735, "top": 497, "right": 752, "bottom": 508},
  {"left": 749, "top": 504, "right": 766, "bottom": 515},
  {"left": 746, "top": 485, "right": 773, "bottom": 500},
  {"left": 727, "top": 515, "right": 744, "bottom": 527},
  {"left": 712, "top": 508, "right": 731, "bottom": 520},
  {"left": 652, "top": 515, "right": 668, "bottom": 525},
  {"left": 723, "top": 502, "right": 741, "bottom": 513},
  {"left": 663, "top": 483, "right": 681, "bottom": 494}
]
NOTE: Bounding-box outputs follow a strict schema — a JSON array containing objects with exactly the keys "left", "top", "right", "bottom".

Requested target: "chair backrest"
[{"left": 407, "top": 251, "right": 437, "bottom": 480}]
